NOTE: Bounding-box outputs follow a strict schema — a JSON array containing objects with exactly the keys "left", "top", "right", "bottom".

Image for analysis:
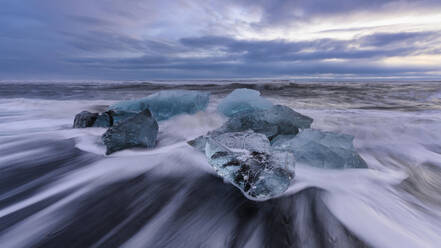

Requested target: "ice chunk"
[
  {"left": 211, "top": 131, "right": 271, "bottom": 153},
  {"left": 188, "top": 104, "right": 313, "bottom": 149},
  {"left": 109, "top": 90, "right": 210, "bottom": 121},
  {"left": 107, "top": 110, "right": 137, "bottom": 126},
  {"left": 93, "top": 111, "right": 112, "bottom": 127},
  {"left": 73, "top": 111, "right": 98, "bottom": 128},
  {"left": 220, "top": 105, "right": 313, "bottom": 140},
  {"left": 102, "top": 109, "right": 158, "bottom": 155},
  {"left": 270, "top": 134, "right": 297, "bottom": 145},
  {"left": 201, "top": 131, "right": 295, "bottom": 200},
  {"left": 188, "top": 129, "right": 269, "bottom": 154},
  {"left": 217, "top": 88, "right": 273, "bottom": 117},
  {"left": 73, "top": 110, "right": 138, "bottom": 128},
  {"left": 273, "top": 129, "right": 367, "bottom": 169}
]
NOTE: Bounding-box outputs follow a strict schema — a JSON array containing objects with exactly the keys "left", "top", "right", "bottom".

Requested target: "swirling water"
[{"left": 0, "top": 80, "right": 441, "bottom": 248}]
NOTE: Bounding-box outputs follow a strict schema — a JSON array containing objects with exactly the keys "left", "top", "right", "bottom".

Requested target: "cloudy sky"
[{"left": 1, "top": 0, "right": 441, "bottom": 79}]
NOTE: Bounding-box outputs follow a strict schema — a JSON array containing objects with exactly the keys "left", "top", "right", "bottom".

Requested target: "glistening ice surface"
[{"left": 1, "top": 80, "right": 441, "bottom": 248}]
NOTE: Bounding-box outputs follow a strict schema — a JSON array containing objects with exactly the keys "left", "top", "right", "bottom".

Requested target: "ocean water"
[{"left": 0, "top": 80, "right": 441, "bottom": 248}]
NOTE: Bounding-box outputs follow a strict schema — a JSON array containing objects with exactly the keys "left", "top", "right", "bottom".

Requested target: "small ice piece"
[
  {"left": 220, "top": 105, "right": 313, "bottom": 140},
  {"left": 203, "top": 131, "right": 295, "bottom": 200},
  {"left": 217, "top": 88, "right": 273, "bottom": 117},
  {"left": 273, "top": 129, "right": 367, "bottom": 169},
  {"left": 73, "top": 111, "right": 98, "bottom": 128},
  {"left": 73, "top": 110, "right": 138, "bottom": 128},
  {"left": 108, "top": 90, "right": 210, "bottom": 121},
  {"left": 102, "top": 109, "right": 158, "bottom": 155}
]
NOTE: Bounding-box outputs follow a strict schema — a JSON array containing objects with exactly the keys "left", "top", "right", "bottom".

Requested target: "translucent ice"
[
  {"left": 217, "top": 88, "right": 273, "bottom": 117},
  {"left": 109, "top": 90, "right": 210, "bottom": 121},
  {"left": 107, "top": 110, "right": 138, "bottom": 126},
  {"left": 220, "top": 105, "right": 313, "bottom": 140},
  {"left": 273, "top": 129, "right": 367, "bottom": 169},
  {"left": 102, "top": 109, "right": 158, "bottom": 155},
  {"left": 209, "top": 131, "right": 271, "bottom": 153},
  {"left": 270, "top": 134, "right": 297, "bottom": 145},
  {"left": 93, "top": 111, "right": 112, "bottom": 128},
  {"left": 197, "top": 131, "right": 295, "bottom": 200}
]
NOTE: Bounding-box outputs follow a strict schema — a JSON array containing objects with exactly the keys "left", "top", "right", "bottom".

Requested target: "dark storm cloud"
[
  {"left": 62, "top": 54, "right": 436, "bottom": 80},
  {"left": 56, "top": 32, "right": 439, "bottom": 79},
  {"left": 0, "top": 0, "right": 440, "bottom": 79}
]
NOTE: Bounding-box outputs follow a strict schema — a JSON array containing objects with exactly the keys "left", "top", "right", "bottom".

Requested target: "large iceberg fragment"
[
  {"left": 273, "top": 129, "right": 367, "bottom": 169},
  {"left": 108, "top": 90, "right": 210, "bottom": 121},
  {"left": 102, "top": 109, "right": 158, "bottom": 155},
  {"left": 220, "top": 105, "right": 313, "bottom": 140},
  {"left": 192, "top": 131, "right": 295, "bottom": 200},
  {"left": 217, "top": 88, "right": 273, "bottom": 117}
]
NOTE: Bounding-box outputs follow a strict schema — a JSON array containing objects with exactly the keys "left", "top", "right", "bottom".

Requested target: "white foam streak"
[
  {"left": 289, "top": 164, "right": 441, "bottom": 247},
  {"left": 0, "top": 187, "right": 91, "bottom": 248}
]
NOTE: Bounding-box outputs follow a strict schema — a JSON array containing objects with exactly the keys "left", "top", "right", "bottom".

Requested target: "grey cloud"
[
  {"left": 1, "top": 0, "right": 441, "bottom": 79},
  {"left": 58, "top": 32, "right": 439, "bottom": 78},
  {"left": 360, "top": 32, "right": 439, "bottom": 47},
  {"left": 179, "top": 34, "right": 427, "bottom": 62}
]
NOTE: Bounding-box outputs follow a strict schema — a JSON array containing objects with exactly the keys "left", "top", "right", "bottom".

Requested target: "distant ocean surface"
[{"left": 1, "top": 80, "right": 441, "bottom": 248}]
